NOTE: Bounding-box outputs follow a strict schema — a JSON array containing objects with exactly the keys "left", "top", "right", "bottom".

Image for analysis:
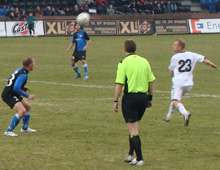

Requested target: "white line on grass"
[{"left": 1, "top": 79, "right": 220, "bottom": 99}]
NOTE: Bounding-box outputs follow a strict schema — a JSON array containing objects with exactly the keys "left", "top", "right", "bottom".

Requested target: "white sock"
[
  {"left": 177, "top": 103, "right": 188, "bottom": 116},
  {"left": 166, "top": 102, "right": 175, "bottom": 118}
]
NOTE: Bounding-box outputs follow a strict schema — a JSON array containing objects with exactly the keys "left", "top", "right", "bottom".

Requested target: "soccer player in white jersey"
[{"left": 164, "top": 39, "right": 217, "bottom": 126}]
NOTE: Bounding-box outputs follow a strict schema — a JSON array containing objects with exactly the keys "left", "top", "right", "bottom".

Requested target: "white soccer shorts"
[{"left": 171, "top": 85, "right": 193, "bottom": 101}]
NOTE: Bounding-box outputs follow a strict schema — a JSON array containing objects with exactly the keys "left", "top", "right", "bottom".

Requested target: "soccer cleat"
[
  {"left": 4, "top": 131, "right": 18, "bottom": 137},
  {"left": 21, "top": 127, "right": 37, "bottom": 133},
  {"left": 74, "top": 74, "right": 82, "bottom": 79},
  {"left": 83, "top": 75, "right": 88, "bottom": 80},
  {"left": 184, "top": 112, "right": 191, "bottom": 126},
  {"left": 124, "top": 155, "right": 134, "bottom": 162},
  {"left": 129, "top": 158, "right": 145, "bottom": 166},
  {"left": 163, "top": 116, "right": 170, "bottom": 122}
]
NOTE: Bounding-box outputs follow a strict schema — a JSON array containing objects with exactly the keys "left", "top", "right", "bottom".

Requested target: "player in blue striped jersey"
[
  {"left": 66, "top": 23, "right": 91, "bottom": 80},
  {"left": 1, "top": 57, "right": 37, "bottom": 137}
]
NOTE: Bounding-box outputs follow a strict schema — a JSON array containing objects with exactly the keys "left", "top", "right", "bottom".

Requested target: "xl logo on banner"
[
  {"left": 12, "top": 22, "right": 29, "bottom": 35},
  {"left": 119, "top": 21, "right": 139, "bottom": 34},
  {"left": 45, "top": 21, "right": 66, "bottom": 35},
  {"left": 119, "top": 21, "right": 153, "bottom": 35}
]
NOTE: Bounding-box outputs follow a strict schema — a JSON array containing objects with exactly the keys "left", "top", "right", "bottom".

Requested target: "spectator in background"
[
  {"left": 148, "top": 1, "right": 155, "bottom": 14},
  {"left": 128, "top": 0, "right": 137, "bottom": 14},
  {"left": 173, "top": 2, "right": 177, "bottom": 12},
  {"left": 97, "top": 0, "right": 107, "bottom": 8},
  {"left": 153, "top": 0, "right": 158, "bottom": 9},
  {"left": 155, "top": 3, "right": 163, "bottom": 14},
  {"left": 65, "top": 7, "right": 73, "bottom": 15},
  {"left": 51, "top": 7, "right": 58, "bottom": 16},
  {"left": 9, "top": 12, "right": 16, "bottom": 20},
  {"left": 43, "top": 6, "right": 51, "bottom": 16},
  {"left": 166, "top": 1, "right": 174, "bottom": 13},
  {"left": 73, "top": 5, "right": 80, "bottom": 15},
  {"left": 161, "top": 1, "right": 168, "bottom": 13},
  {"left": 107, "top": 4, "right": 114, "bottom": 15},
  {"left": 6, "top": 6, "right": 15, "bottom": 17},
  {"left": 15, "top": 7, "right": 20, "bottom": 18},
  {"left": 87, "top": 0, "right": 95, "bottom": 8},
  {"left": 136, "top": 1, "right": 144, "bottom": 14},
  {"left": 20, "top": 11, "right": 27, "bottom": 20},
  {"left": 143, "top": 0, "right": 151, "bottom": 14},
  {"left": 79, "top": 4, "right": 86, "bottom": 12},
  {"left": 58, "top": 7, "right": 66, "bottom": 15},
  {"left": 35, "top": 6, "right": 43, "bottom": 16}
]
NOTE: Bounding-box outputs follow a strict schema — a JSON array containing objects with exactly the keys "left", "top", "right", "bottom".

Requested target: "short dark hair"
[
  {"left": 175, "top": 39, "right": 185, "bottom": 49},
  {"left": 124, "top": 39, "right": 136, "bottom": 53},
  {"left": 23, "top": 57, "right": 34, "bottom": 67}
]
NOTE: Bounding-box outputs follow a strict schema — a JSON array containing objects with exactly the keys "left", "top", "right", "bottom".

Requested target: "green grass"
[{"left": 0, "top": 34, "right": 220, "bottom": 170}]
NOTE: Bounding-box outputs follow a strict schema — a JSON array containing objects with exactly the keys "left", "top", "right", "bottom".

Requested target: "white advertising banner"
[
  {"left": 0, "top": 22, "right": 6, "bottom": 37},
  {"left": 6, "top": 20, "right": 44, "bottom": 37},
  {"left": 189, "top": 19, "right": 220, "bottom": 33}
]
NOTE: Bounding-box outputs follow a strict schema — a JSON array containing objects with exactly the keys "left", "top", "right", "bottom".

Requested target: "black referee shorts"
[{"left": 122, "top": 93, "right": 148, "bottom": 123}]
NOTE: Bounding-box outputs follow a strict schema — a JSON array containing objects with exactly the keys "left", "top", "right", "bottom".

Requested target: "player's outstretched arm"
[
  {"left": 203, "top": 59, "right": 218, "bottom": 69},
  {"left": 66, "top": 42, "right": 74, "bottom": 53}
]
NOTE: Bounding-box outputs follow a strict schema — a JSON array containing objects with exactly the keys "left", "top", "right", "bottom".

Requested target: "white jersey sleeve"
[
  {"left": 193, "top": 52, "right": 205, "bottom": 63},
  {"left": 168, "top": 55, "right": 177, "bottom": 70}
]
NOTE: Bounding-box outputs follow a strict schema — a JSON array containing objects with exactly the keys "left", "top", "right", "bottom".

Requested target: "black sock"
[
  {"left": 128, "top": 134, "right": 134, "bottom": 156},
  {"left": 131, "top": 135, "right": 143, "bottom": 161}
]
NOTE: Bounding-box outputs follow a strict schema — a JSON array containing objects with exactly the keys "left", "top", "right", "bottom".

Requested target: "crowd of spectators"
[{"left": 1, "top": 0, "right": 218, "bottom": 19}]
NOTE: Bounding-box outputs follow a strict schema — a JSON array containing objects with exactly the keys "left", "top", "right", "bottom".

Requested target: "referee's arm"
[
  {"left": 114, "top": 83, "right": 123, "bottom": 112},
  {"left": 147, "top": 81, "right": 154, "bottom": 107}
]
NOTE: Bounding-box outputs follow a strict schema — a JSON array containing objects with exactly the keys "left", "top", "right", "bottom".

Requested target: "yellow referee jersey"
[{"left": 115, "top": 54, "right": 156, "bottom": 93}]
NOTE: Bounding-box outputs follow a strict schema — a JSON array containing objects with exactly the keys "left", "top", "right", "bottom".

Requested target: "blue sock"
[
  {"left": 22, "top": 111, "right": 30, "bottom": 130},
  {"left": 6, "top": 113, "right": 21, "bottom": 132},
  {"left": 83, "top": 64, "right": 88, "bottom": 76},
  {"left": 73, "top": 65, "right": 81, "bottom": 75}
]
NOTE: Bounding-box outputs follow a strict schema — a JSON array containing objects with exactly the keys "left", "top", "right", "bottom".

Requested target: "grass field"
[{"left": 0, "top": 34, "right": 220, "bottom": 170}]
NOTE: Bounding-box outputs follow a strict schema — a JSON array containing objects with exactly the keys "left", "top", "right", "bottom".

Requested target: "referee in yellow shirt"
[{"left": 114, "top": 39, "right": 156, "bottom": 166}]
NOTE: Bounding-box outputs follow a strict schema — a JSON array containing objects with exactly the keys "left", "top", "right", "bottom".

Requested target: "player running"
[
  {"left": 66, "top": 23, "right": 91, "bottom": 80},
  {"left": 164, "top": 39, "right": 217, "bottom": 126},
  {"left": 2, "top": 57, "right": 36, "bottom": 137}
]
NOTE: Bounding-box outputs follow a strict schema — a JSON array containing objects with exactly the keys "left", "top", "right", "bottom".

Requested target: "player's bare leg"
[
  {"left": 81, "top": 59, "right": 88, "bottom": 80},
  {"left": 4, "top": 102, "right": 26, "bottom": 136},
  {"left": 71, "top": 60, "right": 81, "bottom": 79},
  {"left": 20, "top": 99, "right": 37, "bottom": 132}
]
